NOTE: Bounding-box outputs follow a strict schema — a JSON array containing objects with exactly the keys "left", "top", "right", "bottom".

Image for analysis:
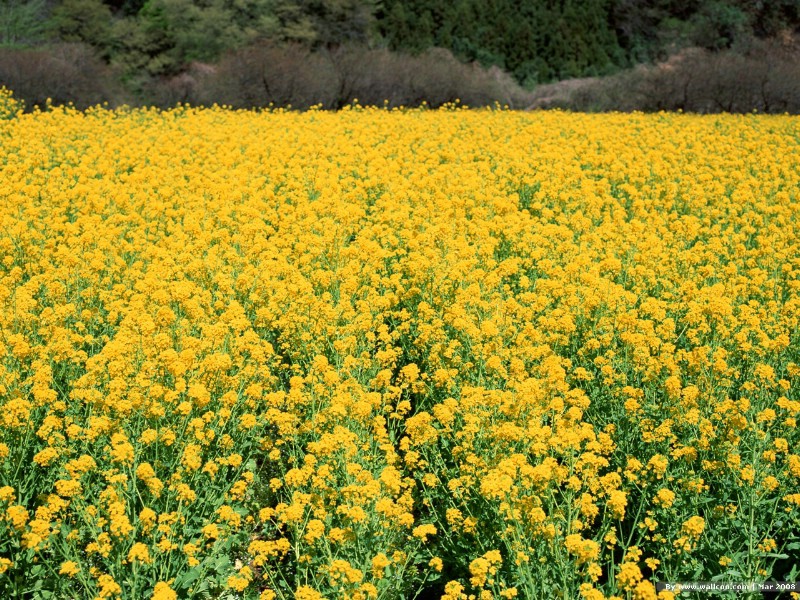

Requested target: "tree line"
[{"left": 2, "top": 0, "right": 799, "bottom": 84}]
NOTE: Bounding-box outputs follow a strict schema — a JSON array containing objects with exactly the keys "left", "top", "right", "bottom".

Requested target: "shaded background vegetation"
[{"left": 1, "top": 0, "right": 799, "bottom": 111}]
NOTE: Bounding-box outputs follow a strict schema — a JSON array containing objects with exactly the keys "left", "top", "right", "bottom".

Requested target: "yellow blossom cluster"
[{"left": 1, "top": 100, "right": 799, "bottom": 598}]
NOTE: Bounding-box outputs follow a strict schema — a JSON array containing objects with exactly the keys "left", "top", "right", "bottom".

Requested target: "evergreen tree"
[
  {"left": 380, "top": 0, "right": 623, "bottom": 84},
  {"left": 49, "top": 0, "right": 114, "bottom": 51},
  {"left": 0, "top": 0, "right": 49, "bottom": 46},
  {"left": 299, "top": 0, "right": 381, "bottom": 47}
]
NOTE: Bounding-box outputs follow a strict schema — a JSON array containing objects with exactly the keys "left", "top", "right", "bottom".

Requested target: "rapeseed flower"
[{"left": 1, "top": 104, "right": 798, "bottom": 599}]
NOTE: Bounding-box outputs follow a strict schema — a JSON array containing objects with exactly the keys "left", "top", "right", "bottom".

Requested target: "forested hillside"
[{"left": 1, "top": 0, "right": 799, "bottom": 108}]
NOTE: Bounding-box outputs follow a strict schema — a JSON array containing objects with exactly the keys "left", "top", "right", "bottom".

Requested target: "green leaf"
[
  {"left": 214, "top": 555, "right": 231, "bottom": 573},
  {"left": 175, "top": 566, "right": 202, "bottom": 590},
  {"left": 712, "top": 570, "right": 742, "bottom": 581}
]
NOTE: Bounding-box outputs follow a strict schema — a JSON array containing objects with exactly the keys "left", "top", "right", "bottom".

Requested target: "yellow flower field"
[{"left": 1, "top": 88, "right": 799, "bottom": 599}]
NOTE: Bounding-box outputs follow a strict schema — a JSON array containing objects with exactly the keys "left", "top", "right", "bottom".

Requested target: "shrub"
[
  {"left": 201, "top": 43, "right": 338, "bottom": 109},
  {"left": 0, "top": 43, "right": 124, "bottom": 110},
  {"left": 529, "top": 37, "right": 800, "bottom": 114},
  {"left": 201, "top": 43, "right": 530, "bottom": 109}
]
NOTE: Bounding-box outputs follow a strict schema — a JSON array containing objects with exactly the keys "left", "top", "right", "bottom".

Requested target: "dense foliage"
[
  {"left": 1, "top": 92, "right": 800, "bottom": 598},
  {"left": 1, "top": 0, "right": 798, "bottom": 84}
]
